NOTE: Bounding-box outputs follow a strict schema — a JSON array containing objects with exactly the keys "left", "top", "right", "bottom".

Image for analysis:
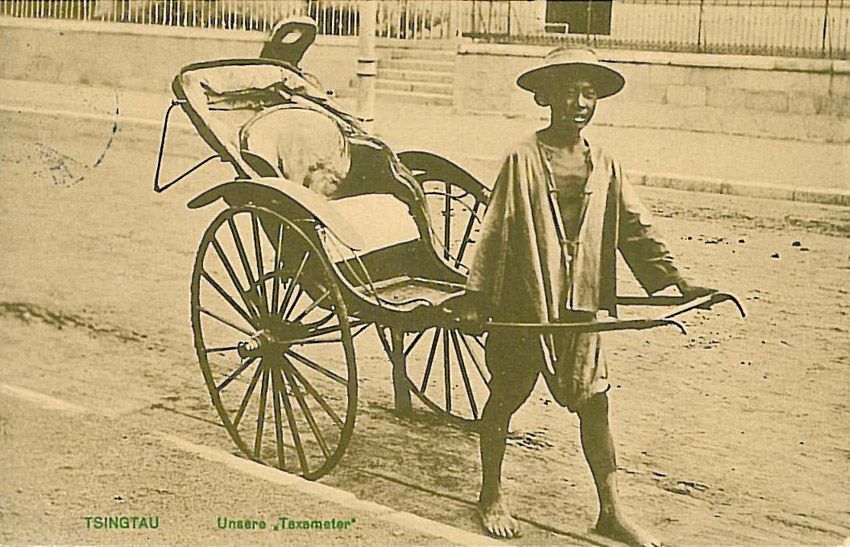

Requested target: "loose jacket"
[{"left": 466, "top": 134, "right": 681, "bottom": 322}]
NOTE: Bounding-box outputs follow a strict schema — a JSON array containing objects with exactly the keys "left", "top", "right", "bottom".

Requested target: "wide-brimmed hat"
[{"left": 517, "top": 48, "right": 625, "bottom": 98}]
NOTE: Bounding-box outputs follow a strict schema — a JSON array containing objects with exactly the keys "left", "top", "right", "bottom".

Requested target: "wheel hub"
[{"left": 237, "top": 319, "right": 310, "bottom": 359}]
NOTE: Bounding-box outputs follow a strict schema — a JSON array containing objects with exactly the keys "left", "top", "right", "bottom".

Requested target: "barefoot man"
[{"left": 463, "top": 48, "right": 715, "bottom": 544}]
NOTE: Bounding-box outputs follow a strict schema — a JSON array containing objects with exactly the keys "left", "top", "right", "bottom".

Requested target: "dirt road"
[{"left": 1, "top": 110, "right": 848, "bottom": 545}]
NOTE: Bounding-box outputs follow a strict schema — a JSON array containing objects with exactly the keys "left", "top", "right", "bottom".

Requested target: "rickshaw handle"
[{"left": 482, "top": 292, "right": 745, "bottom": 335}]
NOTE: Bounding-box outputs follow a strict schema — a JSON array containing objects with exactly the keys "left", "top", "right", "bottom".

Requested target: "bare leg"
[
  {"left": 579, "top": 393, "right": 660, "bottom": 547},
  {"left": 477, "top": 367, "right": 537, "bottom": 539}
]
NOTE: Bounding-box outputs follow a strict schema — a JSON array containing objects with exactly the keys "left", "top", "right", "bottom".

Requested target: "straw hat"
[{"left": 517, "top": 48, "right": 625, "bottom": 98}]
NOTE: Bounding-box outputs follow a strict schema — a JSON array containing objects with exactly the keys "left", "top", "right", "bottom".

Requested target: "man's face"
[{"left": 549, "top": 79, "right": 598, "bottom": 131}]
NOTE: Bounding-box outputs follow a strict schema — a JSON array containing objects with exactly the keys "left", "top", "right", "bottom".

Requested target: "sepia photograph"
[{"left": 0, "top": 0, "right": 848, "bottom": 545}]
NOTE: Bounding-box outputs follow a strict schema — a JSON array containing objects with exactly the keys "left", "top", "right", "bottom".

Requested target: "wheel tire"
[
  {"left": 399, "top": 151, "right": 490, "bottom": 275},
  {"left": 191, "top": 205, "right": 357, "bottom": 480}
]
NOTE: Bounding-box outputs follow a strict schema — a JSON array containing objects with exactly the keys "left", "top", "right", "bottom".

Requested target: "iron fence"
[
  {"left": 465, "top": 0, "right": 848, "bottom": 59},
  {"left": 0, "top": 0, "right": 358, "bottom": 33},
  {"left": 0, "top": 0, "right": 847, "bottom": 58},
  {"left": 0, "top": 0, "right": 453, "bottom": 38}
]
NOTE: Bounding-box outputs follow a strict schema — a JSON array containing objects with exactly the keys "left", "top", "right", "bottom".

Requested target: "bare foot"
[
  {"left": 594, "top": 513, "right": 660, "bottom": 546},
  {"left": 477, "top": 494, "right": 521, "bottom": 539}
]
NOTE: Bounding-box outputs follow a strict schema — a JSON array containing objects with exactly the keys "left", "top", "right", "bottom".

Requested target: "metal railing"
[
  {"left": 0, "top": 0, "right": 358, "bottom": 33},
  {"left": 0, "top": 0, "right": 452, "bottom": 38},
  {"left": 464, "top": 0, "right": 848, "bottom": 60},
  {"left": 375, "top": 0, "right": 457, "bottom": 40},
  {"left": 1, "top": 0, "right": 847, "bottom": 58}
]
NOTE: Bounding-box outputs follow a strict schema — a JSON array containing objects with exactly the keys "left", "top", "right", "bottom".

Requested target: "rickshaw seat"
[
  {"left": 238, "top": 104, "right": 352, "bottom": 185},
  {"left": 175, "top": 60, "right": 448, "bottom": 298},
  {"left": 174, "top": 59, "right": 329, "bottom": 178}
]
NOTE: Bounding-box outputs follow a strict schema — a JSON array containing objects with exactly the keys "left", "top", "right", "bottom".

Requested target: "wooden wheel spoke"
[
  {"left": 375, "top": 326, "right": 392, "bottom": 357},
  {"left": 253, "top": 367, "right": 270, "bottom": 459},
  {"left": 291, "top": 289, "right": 330, "bottom": 323},
  {"left": 297, "top": 338, "right": 343, "bottom": 345},
  {"left": 424, "top": 190, "right": 482, "bottom": 218},
  {"left": 216, "top": 357, "right": 257, "bottom": 392},
  {"left": 233, "top": 364, "right": 264, "bottom": 429},
  {"left": 458, "top": 332, "right": 490, "bottom": 383},
  {"left": 227, "top": 217, "right": 259, "bottom": 292},
  {"left": 212, "top": 237, "right": 259, "bottom": 316},
  {"left": 450, "top": 331, "right": 479, "bottom": 420},
  {"left": 274, "top": 366, "right": 308, "bottom": 474},
  {"left": 199, "top": 306, "right": 254, "bottom": 337},
  {"left": 287, "top": 350, "right": 347, "bottom": 385},
  {"left": 442, "top": 329, "right": 451, "bottom": 412},
  {"left": 283, "top": 287, "right": 304, "bottom": 321},
  {"left": 420, "top": 328, "right": 441, "bottom": 393},
  {"left": 472, "top": 335, "right": 486, "bottom": 351},
  {"left": 270, "top": 223, "right": 284, "bottom": 315},
  {"left": 282, "top": 365, "right": 331, "bottom": 459},
  {"left": 284, "top": 357, "right": 344, "bottom": 427},
  {"left": 304, "top": 322, "right": 346, "bottom": 340},
  {"left": 211, "top": 236, "right": 259, "bottom": 318},
  {"left": 305, "top": 310, "right": 336, "bottom": 330},
  {"left": 286, "top": 320, "right": 365, "bottom": 346},
  {"left": 404, "top": 330, "right": 427, "bottom": 357},
  {"left": 201, "top": 270, "right": 257, "bottom": 328},
  {"left": 206, "top": 345, "right": 241, "bottom": 354},
  {"left": 351, "top": 323, "right": 370, "bottom": 339},
  {"left": 269, "top": 363, "right": 287, "bottom": 469},
  {"left": 278, "top": 252, "right": 310, "bottom": 316},
  {"left": 250, "top": 211, "right": 270, "bottom": 316},
  {"left": 455, "top": 201, "right": 481, "bottom": 267},
  {"left": 443, "top": 182, "right": 452, "bottom": 259}
]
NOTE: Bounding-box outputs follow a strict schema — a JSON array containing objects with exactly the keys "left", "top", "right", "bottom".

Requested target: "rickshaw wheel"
[
  {"left": 398, "top": 151, "right": 490, "bottom": 275},
  {"left": 397, "top": 326, "right": 489, "bottom": 424},
  {"left": 191, "top": 205, "right": 357, "bottom": 480}
]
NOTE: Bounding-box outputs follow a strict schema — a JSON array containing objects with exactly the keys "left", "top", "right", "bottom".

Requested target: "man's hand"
[
  {"left": 676, "top": 279, "right": 717, "bottom": 300},
  {"left": 442, "top": 292, "right": 486, "bottom": 335}
]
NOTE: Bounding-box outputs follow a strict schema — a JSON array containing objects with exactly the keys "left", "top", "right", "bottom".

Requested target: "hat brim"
[{"left": 517, "top": 62, "right": 625, "bottom": 98}]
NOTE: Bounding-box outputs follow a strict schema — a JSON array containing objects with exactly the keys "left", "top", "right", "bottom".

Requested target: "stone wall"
[
  {"left": 2, "top": 17, "right": 846, "bottom": 142},
  {"left": 455, "top": 44, "right": 850, "bottom": 142},
  {"left": 0, "top": 17, "right": 359, "bottom": 98}
]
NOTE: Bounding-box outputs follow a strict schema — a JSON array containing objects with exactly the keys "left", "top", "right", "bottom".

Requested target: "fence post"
[
  {"left": 357, "top": 0, "right": 377, "bottom": 133},
  {"left": 822, "top": 0, "right": 831, "bottom": 58},
  {"left": 697, "top": 0, "right": 705, "bottom": 52},
  {"left": 586, "top": 0, "right": 592, "bottom": 45},
  {"left": 450, "top": 0, "right": 462, "bottom": 41}
]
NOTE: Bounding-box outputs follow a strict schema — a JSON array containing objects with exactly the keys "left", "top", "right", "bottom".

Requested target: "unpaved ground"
[{"left": 0, "top": 111, "right": 849, "bottom": 545}]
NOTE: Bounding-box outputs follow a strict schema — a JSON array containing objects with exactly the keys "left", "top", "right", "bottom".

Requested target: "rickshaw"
[{"left": 153, "top": 55, "right": 744, "bottom": 480}]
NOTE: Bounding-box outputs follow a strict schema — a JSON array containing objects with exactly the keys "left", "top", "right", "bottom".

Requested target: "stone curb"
[
  {"left": 464, "top": 153, "right": 850, "bottom": 208},
  {"left": 4, "top": 102, "right": 848, "bottom": 208},
  {"left": 630, "top": 171, "right": 850, "bottom": 207},
  {"left": 0, "top": 382, "right": 502, "bottom": 546},
  {"left": 154, "top": 433, "right": 504, "bottom": 546}
]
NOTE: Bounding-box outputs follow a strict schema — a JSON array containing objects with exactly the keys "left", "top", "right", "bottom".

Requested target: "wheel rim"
[
  {"left": 401, "top": 326, "right": 490, "bottom": 423},
  {"left": 191, "top": 205, "right": 358, "bottom": 480},
  {"left": 422, "top": 181, "right": 487, "bottom": 274}
]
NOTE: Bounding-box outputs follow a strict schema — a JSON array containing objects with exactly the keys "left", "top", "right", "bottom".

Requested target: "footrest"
[{"left": 355, "top": 276, "right": 465, "bottom": 311}]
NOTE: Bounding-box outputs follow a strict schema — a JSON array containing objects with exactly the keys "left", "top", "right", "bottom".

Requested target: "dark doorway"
[{"left": 545, "top": 0, "right": 613, "bottom": 35}]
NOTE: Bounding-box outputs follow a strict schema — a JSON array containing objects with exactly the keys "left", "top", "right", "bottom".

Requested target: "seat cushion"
[
  {"left": 324, "top": 194, "right": 420, "bottom": 258},
  {"left": 239, "top": 105, "right": 351, "bottom": 187}
]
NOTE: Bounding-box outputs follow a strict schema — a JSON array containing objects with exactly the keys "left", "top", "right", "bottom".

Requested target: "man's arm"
[
  {"left": 464, "top": 152, "right": 518, "bottom": 304},
  {"left": 616, "top": 166, "right": 715, "bottom": 298}
]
